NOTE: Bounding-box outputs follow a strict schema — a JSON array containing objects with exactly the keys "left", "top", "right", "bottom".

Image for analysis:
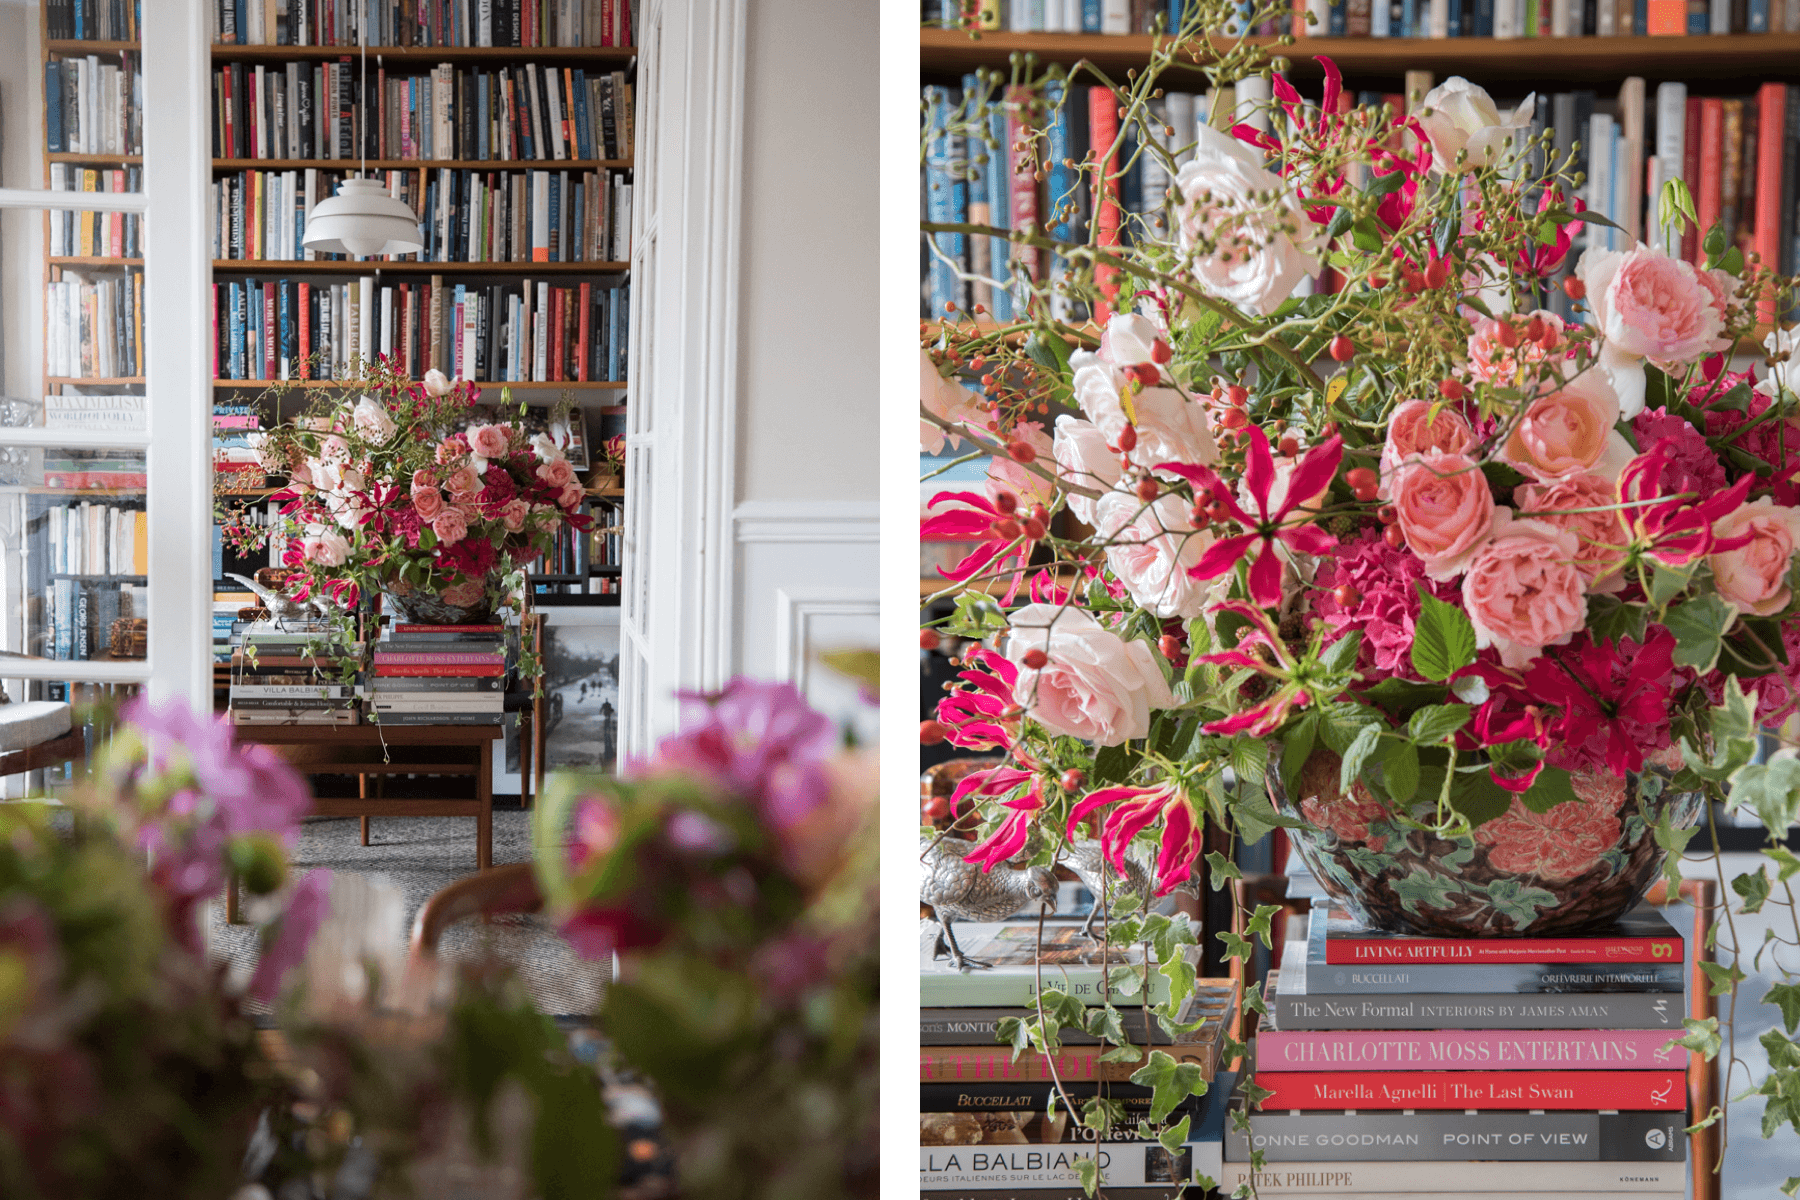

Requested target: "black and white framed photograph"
[{"left": 495, "top": 605, "right": 621, "bottom": 794}]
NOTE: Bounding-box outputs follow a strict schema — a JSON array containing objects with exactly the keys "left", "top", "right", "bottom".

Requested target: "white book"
[
  {"left": 1589, "top": 114, "right": 1615, "bottom": 253},
  {"left": 478, "top": 0, "right": 492, "bottom": 45},
  {"left": 357, "top": 275, "right": 374, "bottom": 366},
  {"left": 1235, "top": 76, "right": 1272, "bottom": 135},
  {"left": 1653, "top": 81, "right": 1686, "bottom": 248},
  {"left": 1597, "top": 0, "right": 1615, "bottom": 34},
  {"left": 534, "top": 281, "right": 549, "bottom": 380},
  {"left": 618, "top": 183, "right": 631, "bottom": 260},
  {"left": 1618, "top": 76, "right": 1646, "bottom": 243},
  {"left": 1100, "top": 0, "right": 1130, "bottom": 33},
  {"left": 1712, "top": 0, "right": 1731, "bottom": 29},
  {"left": 1214, "top": 1161, "right": 1684, "bottom": 1194},
  {"left": 1789, "top": 0, "right": 1800, "bottom": 30},
  {"left": 1308, "top": 0, "right": 1332, "bottom": 33},
  {"left": 1164, "top": 92, "right": 1196, "bottom": 165},
  {"left": 1064, "top": 0, "right": 1082, "bottom": 29},
  {"left": 1042, "top": 0, "right": 1064, "bottom": 31},
  {"left": 1428, "top": 0, "right": 1450, "bottom": 36},
  {"left": 1373, "top": 0, "right": 1391, "bottom": 35}
]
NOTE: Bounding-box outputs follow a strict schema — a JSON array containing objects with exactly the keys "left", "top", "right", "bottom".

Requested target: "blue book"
[
  {"left": 924, "top": 86, "right": 962, "bottom": 318},
  {"left": 1474, "top": 0, "right": 1494, "bottom": 33},
  {"left": 45, "top": 63, "right": 63, "bottom": 152},
  {"left": 573, "top": 70, "right": 593, "bottom": 161},
  {"left": 549, "top": 173, "right": 561, "bottom": 261},
  {"left": 607, "top": 286, "right": 623, "bottom": 381},
  {"left": 1750, "top": 0, "right": 1769, "bottom": 29},
  {"left": 229, "top": 284, "right": 245, "bottom": 380},
  {"left": 617, "top": 283, "right": 629, "bottom": 380},
  {"left": 1168, "top": 0, "right": 1185, "bottom": 31},
  {"left": 1045, "top": 81, "right": 1075, "bottom": 242},
  {"left": 985, "top": 106, "right": 1011, "bottom": 324},
  {"left": 572, "top": 179, "right": 585, "bottom": 262},
  {"left": 1330, "top": 0, "right": 1348, "bottom": 34},
  {"left": 1119, "top": 128, "right": 1142, "bottom": 243},
  {"left": 477, "top": 75, "right": 490, "bottom": 160},
  {"left": 1635, "top": 0, "right": 1649, "bottom": 27},
  {"left": 1403, "top": 0, "right": 1418, "bottom": 34},
  {"left": 1083, "top": 0, "right": 1103, "bottom": 30},
  {"left": 1688, "top": 0, "right": 1708, "bottom": 30}
]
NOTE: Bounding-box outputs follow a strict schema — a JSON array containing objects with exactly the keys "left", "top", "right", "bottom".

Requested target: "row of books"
[
  {"left": 47, "top": 272, "right": 143, "bottom": 382},
  {"left": 44, "top": 53, "right": 141, "bottom": 158},
  {"left": 365, "top": 623, "right": 506, "bottom": 726},
  {"left": 37, "top": 449, "right": 145, "bottom": 491},
  {"left": 44, "top": 0, "right": 140, "bottom": 42},
  {"left": 1217, "top": 897, "right": 1690, "bottom": 1195},
  {"left": 212, "top": 275, "right": 630, "bottom": 383},
  {"left": 212, "top": 0, "right": 633, "bottom": 49},
  {"left": 589, "top": 503, "right": 621, "bottom": 567},
  {"left": 42, "top": 500, "right": 147, "bottom": 578},
  {"left": 917, "top": 891, "right": 1235, "bottom": 1199},
  {"left": 211, "top": 167, "right": 632, "bottom": 264},
  {"left": 527, "top": 514, "right": 587, "bottom": 578},
  {"left": 228, "top": 624, "right": 363, "bottom": 726},
  {"left": 48, "top": 166, "right": 143, "bottom": 261},
  {"left": 43, "top": 392, "right": 144, "bottom": 433},
  {"left": 44, "top": 576, "right": 139, "bottom": 662},
  {"left": 925, "top": 0, "right": 1800, "bottom": 34},
  {"left": 212, "top": 61, "right": 633, "bottom": 163}
]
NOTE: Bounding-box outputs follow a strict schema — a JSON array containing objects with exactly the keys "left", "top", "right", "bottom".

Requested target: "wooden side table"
[{"left": 234, "top": 722, "right": 505, "bottom": 870}]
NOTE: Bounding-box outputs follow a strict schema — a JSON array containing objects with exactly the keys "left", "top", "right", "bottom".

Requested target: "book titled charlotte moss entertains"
[{"left": 919, "top": 922, "right": 1198, "bottom": 1007}]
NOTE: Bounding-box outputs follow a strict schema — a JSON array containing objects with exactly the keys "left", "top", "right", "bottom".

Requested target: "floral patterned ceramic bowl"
[{"left": 1268, "top": 745, "right": 1704, "bottom": 937}]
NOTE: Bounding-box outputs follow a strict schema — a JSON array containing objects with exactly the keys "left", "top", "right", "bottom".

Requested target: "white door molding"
[
  {"left": 771, "top": 587, "right": 881, "bottom": 691},
  {"left": 734, "top": 500, "right": 880, "bottom": 544}
]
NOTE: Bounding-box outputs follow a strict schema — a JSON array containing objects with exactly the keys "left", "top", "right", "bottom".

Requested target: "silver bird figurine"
[
  {"left": 1061, "top": 838, "right": 1198, "bottom": 939},
  {"left": 225, "top": 572, "right": 327, "bottom": 626},
  {"left": 920, "top": 836, "right": 1058, "bottom": 971}
]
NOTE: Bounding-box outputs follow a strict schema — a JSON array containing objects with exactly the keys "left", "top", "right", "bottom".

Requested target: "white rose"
[
  {"left": 1004, "top": 604, "right": 1176, "bottom": 746},
  {"left": 529, "top": 432, "right": 564, "bottom": 463},
  {"left": 1053, "top": 415, "right": 1124, "bottom": 525},
  {"left": 1094, "top": 491, "right": 1217, "bottom": 619},
  {"left": 921, "top": 349, "right": 984, "bottom": 453},
  {"left": 422, "top": 368, "right": 453, "bottom": 397},
  {"left": 1759, "top": 326, "right": 1800, "bottom": 399},
  {"left": 1173, "top": 124, "right": 1324, "bottom": 317},
  {"left": 1099, "top": 312, "right": 1163, "bottom": 369},
  {"left": 351, "top": 395, "right": 397, "bottom": 442},
  {"left": 1417, "top": 78, "right": 1535, "bottom": 173},
  {"left": 302, "top": 528, "right": 351, "bottom": 567},
  {"left": 1071, "top": 351, "right": 1218, "bottom": 475}
]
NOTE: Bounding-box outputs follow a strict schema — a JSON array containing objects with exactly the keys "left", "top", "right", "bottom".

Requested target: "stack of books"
[
  {"left": 919, "top": 916, "right": 1235, "bottom": 1199},
  {"left": 365, "top": 622, "right": 507, "bottom": 726},
  {"left": 1222, "top": 899, "right": 1689, "bottom": 1197},
  {"left": 230, "top": 623, "right": 361, "bottom": 726}
]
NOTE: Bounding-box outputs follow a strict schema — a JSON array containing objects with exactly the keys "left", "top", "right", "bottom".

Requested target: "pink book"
[{"left": 1256, "top": 1029, "right": 1687, "bottom": 1072}]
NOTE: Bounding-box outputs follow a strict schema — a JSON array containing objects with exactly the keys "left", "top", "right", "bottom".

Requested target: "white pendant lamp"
[{"left": 300, "top": 17, "right": 421, "bottom": 258}]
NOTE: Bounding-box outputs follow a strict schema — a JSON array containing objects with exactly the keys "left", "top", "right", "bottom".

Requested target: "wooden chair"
[{"left": 407, "top": 860, "right": 545, "bottom": 961}]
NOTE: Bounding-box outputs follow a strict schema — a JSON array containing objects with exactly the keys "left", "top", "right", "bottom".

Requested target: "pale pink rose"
[
  {"left": 537, "top": 457, "right": 577, "bottom": 489},
  {"left": 319, "top": 434, "right": 350, "bottom": 464},
  {"left": 435, "top": 436, "right": 466, "bottom": 465},
  {"left": 1694, "top": 267, "right": 1739, "bottom": 331},
  {"left": 1709, "top": 497, "right": 1800, "bottom": 616},
  {"left": 921, "top": 349, "right": 984, "bottom": 453},
  {"left": 1379, "top": 398, "right": 1476, "bottom": 492},
  {"left": 1004, "top": 603, "right": 1176, "bottom": 746},
  {"left": 1053, "top": 415, "right": 1124, "bottom": 525},
  {"left": 1093, "top": 491, "right": 1216, "bottom": 619},
  {"left": 422, "top": 368, "right": 454, "bottom": 397},
  {"left": 987, "top": 422, "right": 1056, "bottom": 508},
  {"left": 1098, "top": 312, "right": 1164, "bottom": 369},
  {"left": 499, "top": 498, "right": 530, "bottom": 532},
  {"left": 529, "top": 432, "right": 563, "bottom": 463},
  {"left": 1174, "top": 125, "right": 1324, "bottom": 316},
  {"left": 301, "top": 529, "right": 351, "bottom": 567},
  {"left": 432, "top": 508, "right": 469, "bottom": 547},
  {"left": 1464, "top": 310, "right": 1564, "bottom": 386},
  {"left": 411, "top": 468, "right": 436, "bottom": 490},
  {"left": 1389, "top": 450, "right": 1496, "bottom": 580},
  {"left": 445, "top": 466, "right": 481, "bottom": 498},
  {"left": 1071, "top": 351, "right": 1217, "bottom": 476},
  {"left": 351, "top": 396, "right": 397, "bottom": 442},
  {"left": 1416, "top": 77, "right": 1535, "bottom": 173},
  {"left": 1501, "top": 371, "right": 1631, "bottom": 483},
  {"left": 1461, "top": 510, "right": 1587, "bottom": 668},
  {"left": 1581, "top": 243, "right": 1727, "bottom": 368},
  {"left": 1514, "top": 473, "right": 1629, "bottom": 588},
  {"left": 439, "top": 579, "right": 486, "bottom": 607},
  {"left": 467, "top": 423, "right": 511, "bottom": 459},
  {"left": 559, "top": 481, "right": 585, "bottom": 509},
  {"left": 411, "top": 484, "right": 445, "bottom": 520}
]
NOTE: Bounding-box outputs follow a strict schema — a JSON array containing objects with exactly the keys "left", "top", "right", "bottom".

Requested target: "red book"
[
  {"left": 1088, "top": 85, "right": 1122, "bottom": 321},
  {"left": 391, "top": 623, "right": 504, "bottom": 633},
  {"left": 577, "top": 280, "right": 591, "bottom": 381},
  {"left": 298, "top": 281, "right": 312, "bottom": 378},
  {"left": 1697, "top": 98, "right": 1724, "bottom": 255},
  {"left": 1682, "top": 96, "right": 1702, "bottom": 263},
  {"left": 1004, "top": 86, "right": 1042, "bottom": 294},
  {"left": 1645, "top": 0, "right": 1685, "bottom": 31},
  {"left": 373, "top": 664, "right": 506, "bottom": 677},
  {"left": 551, "top": 286, "right": 565, "bottom": 382},
  {"left": 1756, "top": 84, "right": 1786, "bottom": 320},
  {"left": 1254, "top": 1070, "right": 1687, "bottom": 1111}
]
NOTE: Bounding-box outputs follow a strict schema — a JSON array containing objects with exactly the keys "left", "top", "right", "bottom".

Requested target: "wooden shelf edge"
[
  {"left": 49, "top": 152, "right": 142, "bottom": 164},
  {"left": 45, "top": 376, "right": 144, "bottom": 385},
  {"left": 50, "top": 256, "right": 143, "bottom": 266},
  {"left": 209, "top": 43, "right": 635, "bottom": 62}
]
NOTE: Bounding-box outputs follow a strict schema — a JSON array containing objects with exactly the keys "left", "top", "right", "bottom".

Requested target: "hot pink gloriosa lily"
[
  {"left": 958, "top": 768, "right": 1044, "bottom": 871},
  {"left": 1618, "top": 437, "right": 1753, "bottom": 567},
  {"left": 1159, "top": 427, "right": 1343, "bottom": 608},
  {"left": 935, "top": 647, "right": 1020, "bottom": 752},
  {"left": 1065, "top": 783, "right": 1203, "bottom": 898},
  {"left": 921, "top": 490, "right": 1039, "bottom": 601},
  {"left": 1194, "top": 600, "right": 1317, "bottom": 735}
]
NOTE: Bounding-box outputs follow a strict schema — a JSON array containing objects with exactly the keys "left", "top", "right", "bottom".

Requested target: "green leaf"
[
  {"left": 1128, "top": 1049, "right": 1209, "bottom": 1123},
  {"left": 1447, "top": 768, "right": 1513, "bottom": 826},
  {"left": 1765, "top": 844, "right": 1800, "bottom": 882},
  {"left": 996, "top": 1015, "right": 1031, "bottom": 1055},
  {"left": 1339, "top": 723, "right": 1383, "bottom": 793},
  {"left": 1647, "top": 560, "right": 1697, "bottom": 607},
  {"left": 1411, "top": 587, "right": 1477, "bottom": 681},
  {"left": 1732, "top": 868, "right": 1772, "bottom": 915},
  {"left": 1768, "top": 981, "right": 1800, "bottom": 1034},
  {"left": 1515, "top": 765, "right": 1580, "bottom": 814},
  {"left": 1230, "top": 787, "right": 1304, "bottom": 845},
  {"left": 1205, "top": 850, "right": 1243, "bottom": 891},
  {"left": 1672, "top": 1016, "right": 1722, "bottom": 1060},
  {"left": 1652, "top": 807, "right": 1700, "bottom": 898},
  {"left": 1360, "top": 677, "right": 1449, "bottom": 720},
  {"left": 1228, "top": 737, "right": 1269, "bottom": 791},
  {"left": 1277, "top": 713, "right": 1318, "bottom": 800},
  {"left": 1090, "top": 742, "right": 1133, "bottom": 788},
  {"left": 1350, "top": 215, "right": 1383, "bottom": 252},
  {"left": 1698, "top": 959, "right": 1747, "bottom": 997},
  {"left": 1408, "top": 703, "right": 1471, "bottom": 744},
  {"left": 944, "top": 590, "right": 1008, "bottom": 638},
  {"left": 1664, "top": 594, "right": 1738, "bottom": 673},
  {"left": 1075, "top": 1156, "right": 1100, "bottom": 1197},
  {"left": 1585, "top": 595, "right": 1648, "bottom": 648},
  {"left": 1727, "top": 754, "right": 1800, "bottom": 835},
  {"left": 1157, "top": 1113, "right": 1193, "bottom": 1156},
  {"left": 1380, "top": 739, "right": 1421, "bottom": 803}
]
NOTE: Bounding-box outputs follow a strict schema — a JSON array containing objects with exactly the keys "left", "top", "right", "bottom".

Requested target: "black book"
[
  {"left": 598, "top": 76, "right": 617, "bottom": 162},
  {"left": 1783, "top": 87, "right": 1800, "bottom": 280},
  {"left": 1582, "top": 0, "right": 1598, "bottom": 32},
  {"left": 297, "top": 69, "right": 314, "bottom": 164}
]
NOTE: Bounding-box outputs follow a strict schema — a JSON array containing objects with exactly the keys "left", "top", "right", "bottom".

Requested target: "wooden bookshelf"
[
  {"left": 45, "top": 376, "right": 142, "bottom": 386},
  {"left": 49, "top": 152, "right": 142, "bottom": 165},
  {"left": 209, "top": 43, "right": 637, "bottom": 64},
  {"left": 213, "top": 259, "right": 629, "bottom": 273},
  {"left": 211, "top": 378, "right": 626, "bottom": 389},
  {"left": 214, "top": 158, "right": 631, "bottom": 171},
  {"left": 50, "top": 256, "right": 142, "bottom": 267},
  {"left": 920, "top": 28, "right": 1800, "bottom": 83}
]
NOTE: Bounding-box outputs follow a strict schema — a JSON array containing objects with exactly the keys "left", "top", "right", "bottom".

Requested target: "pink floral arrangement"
[
  {"left": 921, "top": 58, "right": 1799, "bottom": 901},
  {"left": 242, "top": 362, "right": 591, "bottom": 614}
]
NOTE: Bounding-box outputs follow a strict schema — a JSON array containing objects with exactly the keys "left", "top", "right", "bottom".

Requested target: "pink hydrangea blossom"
[
  {"left": 1312, "top": 527, "right": 1461, "bottom": 677},
  {"left": 1632, "top": 406, "right": 1728, "bottom": 496}
]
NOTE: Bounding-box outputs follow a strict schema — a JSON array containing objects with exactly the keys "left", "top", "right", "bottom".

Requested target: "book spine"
[
  {"left": 920, "top": 1045, "right": 1214, "bottom": 1083},
  {"left": 1325, "top": 936, "right": 1679, "bottom": 965},
  {"left": 1301, "top": 960, "right": 1683, "bottom": 992},
  {"left": 921, "top": 1012, "right": 1163, "bottom": 1047},
  {"left": 372, "top": 664, "right": 506, "bottom": 677},
  {"left": 1254, "top": 1069, "right": 1686, "bottom": 1110},
  {"left": 370, "top": 652, "right": 505, "bottom": 664},
  {"left": 1254, "top": 1029, "right": 1685, "bottom": 1071},
  {"left": 1268, "top": 990, "right": 1683, "bottom": 1030},
  {"left": 1227, "top": 1109, "right": 1687, "bottom": 1163},
  {"left": 920, "top": 971, "right": 1171, "bottom": 1008},
  {"left": 921, "top": 1081, "right": 1158, "bottom": 1112},
  {"left": 920, "top": 1142, "right": 1224, "bottom": 1191},
  {"left": 1216, "top": 1160, "right": 1685, "bottom": 1194}
]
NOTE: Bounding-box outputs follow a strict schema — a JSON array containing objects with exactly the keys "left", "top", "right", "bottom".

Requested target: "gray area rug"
[{"left": 206, "top": 807, "right": 608, "bottom": 1017}]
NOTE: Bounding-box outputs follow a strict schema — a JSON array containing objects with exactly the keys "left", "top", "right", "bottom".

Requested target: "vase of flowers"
[
  {"left": 236, "top": 363, "right": 591, "bottom": 625},
  {"left": 591, "top": 433, "right": 625, "bottom": 491},
  {"left": 920, "top": 51, "right": 1800, "bottom": 942}
]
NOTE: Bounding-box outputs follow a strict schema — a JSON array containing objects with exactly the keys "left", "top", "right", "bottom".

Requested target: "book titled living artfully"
[{"left": 1321, "top": 900, "right": 1683, "bottom": 965}]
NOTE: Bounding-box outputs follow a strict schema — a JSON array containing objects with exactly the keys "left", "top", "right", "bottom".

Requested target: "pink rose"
[
  {"left": 1052, "top": 415, "right": 1124, "bottom": 526},
  {"left": 1093, "top": 491, "right": 1216, "bottom": 619},
  {"left": 1379, "top": 399, "right": 1476, "bottom": 492},
  {"left": 319, "top": 434, "right": 350, "bottom": 464},
  {"left": 559, "top": 481, "right": 585, "bottom": 509},
  {"left": 411, "top": 468, "right": 436, "bottom": 490},
  {"left": 921, "top": 349, "right": 984, "bottom": 453},
  {"left": 432, "top": 508, "right": 469, "bottom": 547},
  {"left": 1514, "top": 472, "right": 1629, "bottom": 588},
  {"left": 987, "top": 422, "right": 1056, "bottom": 508},
  {"left": 1694, "top": 266, "right": 1739, "bottom": 332},
  {"left": 445, "top": 467, "right": 481, "bottom": 498},
  {"left": 1465, "top": 310, "right": 1564, "bottom": 386},
  {"left": 537, "top": 457, "right": 576, "bottom": 489},
  {"left": 435, "top": 437, "right": 464, "bottom": 465},
  {"left": 1501, "top": 371, "right": 1630, "bottom": 483},
  {"left": 422, "top": 368, "right": 454, "bottom": 397},
  {"left": 499, "top": 498, "right": 530, "bottom": 532},
  {"left": 411, "top": 484, "right": 445, "bottom": 521},
  {"left": 1461, "top": 510, "right": 1587, "bottom": 668},
  {"left": 1581, "top": 243, "right": 1726, "bottom": 368},
  {"left": 1003, "top": 604, "right": 1175, "bottom": 746},
  {"left": 1389, "top": 450, "right": 1495, "bottom": 580},
  {"left": 301, "top": 529, "right": 351, "bottom": 567},
  {"left": 467, "top": 423, "right": 511, "bottom": 459},
  {"left": 1709, "top": 497, "right": 1800, "bottom": 615}
]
